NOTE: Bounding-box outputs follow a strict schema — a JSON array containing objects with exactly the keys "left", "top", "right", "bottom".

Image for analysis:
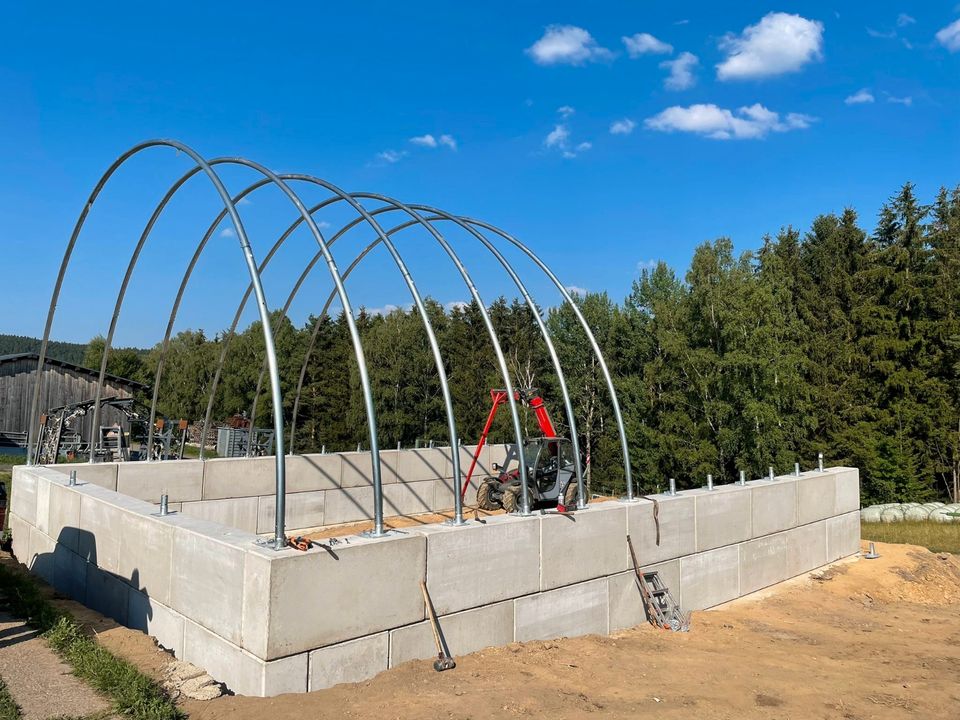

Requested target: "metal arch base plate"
[
  {"left": 256, "top": 537, "right": 289, "bottom": 551},
  {"left": 618, "top": 495, "right": 641, "bottom": 504},
  {"left": 358, "top": 528, "right": 401, "bottom": 540},
  {"left": 442, "top": 518, "right": 469, "bottom": 527}
]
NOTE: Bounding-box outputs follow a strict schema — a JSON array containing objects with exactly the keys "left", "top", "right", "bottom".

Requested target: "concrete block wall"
[
  {"left": 11, "top": 464, "right": 860, "bottom": 697},
  {"left": 48, "top": 443, "right": 508, "bottom": 533}
]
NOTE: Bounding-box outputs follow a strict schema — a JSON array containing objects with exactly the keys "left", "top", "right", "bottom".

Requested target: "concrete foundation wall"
[
  {"left": 46, "top": 444, "right": 508, "bottom": 533},
  {"left": 11, "top": 464, "right": 860, "bottom": 697}
]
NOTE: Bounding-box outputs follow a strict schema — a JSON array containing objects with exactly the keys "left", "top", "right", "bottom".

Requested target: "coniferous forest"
[{"left": 81, "top": 184, "right": 960, "bottom": 504}]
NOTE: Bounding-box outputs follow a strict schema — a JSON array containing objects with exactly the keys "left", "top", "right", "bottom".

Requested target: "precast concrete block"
[
  {"left": 692, "top": 485, "right": 752, "bottom": 551},
  {"left": 294, "top": 453, "right": 343, "bottom": 492},
  {"left": 85, "top": 563, "right": 129, "bottom": 624},
  {"left": 202, "top": 455, "right": 340, "bottom": 500},
  {"left": 50, "top": 463, "right": 118, "bottom": 491},
  {"left": 340, "top": 451, "right": 396, "bottom": 488},
  {"left": 834, "top": 468, "right": 861, "bottom": 514},
  {"left": 608, "top": 559, "right": 680, "bottom": 632},
  {"left": 679, "top": 545, "right": 739, "bottom": 611},
  {"left": 786, "top": 519, "right": 827, "bottom": 577},
  {"left": 416, "top": 513, "right": 540, "bottom": 615},
  {"left": 10, "top": 467, "right": 38, "bottom": 526},
  {"left": 127, "top": 591, "right": 185, "bottom": 656},
  {"left": 626, "top": 494, "right": 695, "bottom": 565},
  {"left": 389, "top": 600, "right": 514, "bottom": 667},
  {"left": 28, "top": 526, "right": 57, "bottom": 585},
  {"left": 180, "top": 497, "right": 259, "bottom": 533},
  {"left": 117, "top": 510, "right": 174, "bottom": 605},
  {"left": 515, "top": 577, "right": 608, "bottom": 642},
  {"left": 169, "top": 525, "right": 246, "bottom": 645},
  {"left": 826, "top": 511, "right": 860, "bottom": 562},
  {"left": 9, "top": 513, "right": 30, "bottom": 564},
  {"left": 52, "top": 546, "right": 87, "bottom": 602},
  {"left": 263, "top": 533, "right": 426, "bottom": 658},
  {"left": 320, "top": 486, "right": 372, "bottom": 526},
  {"left": 396, "top": 448, "right": 448, "bottom": 484},
  {"left": 739, "top": 532, "right": 789, "bottom": 595},
  {"left": 384, "top": 481, "right": 435, "bottom": 516},
  {"left": 541, "top": 501, "right": 629, "bottom": 590},
  {"left": 308, "top": 632, "right": 388, "bottom": 691},
  {"left": 257, "top": 490, "right": 325, "bottom": 534},
  {"left": 183, "top": 620, "right": 309, "bottom": 697},
  {"left": 35, "top": 473, "right": 51, "bottom": 536},
  {"left": 117, "top": 459, "right": 203, "bottom": 503},
  {"left": 43, "top": 480, "right": 82, "bottom": 553},
  {"left": 432, "top": 477, "right": 457, "bottom": 511},
  {"left": 240, "top": 551, "right": 271, "bottom": 659},
  {"left": 749, "top": 478, "right": 798, "bottom": 538},
  {"left": 77, "top": 494, "right": 122, "bottom": 573},
  {"left": 797, "top": 472, "right": 837, "bottom": 525}
]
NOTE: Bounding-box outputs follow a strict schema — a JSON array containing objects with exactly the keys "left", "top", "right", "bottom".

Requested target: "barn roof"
[{"left": 0, "top": 352, "right": 148, "bottom": 390}]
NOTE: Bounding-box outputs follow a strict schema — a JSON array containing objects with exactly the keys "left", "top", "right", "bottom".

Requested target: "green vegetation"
[
  {"left": 61, "top": 182, "right": 960, "bottom": 503},
  {"left": 0, "top": 564, "right": 182, "bottom": 720},
  {"left": 0, "top": 679, "right": 21, "bottom": 720},
  {"left": 861, "top": 521, "right": 960, "bottom": 554},
  {"left": 0, "top": 334, "right": 88, "bottom": 365}
]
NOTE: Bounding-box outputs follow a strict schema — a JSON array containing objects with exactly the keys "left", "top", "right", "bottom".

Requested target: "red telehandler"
[{"left": 460, "top": 388, "right": 583, "bottom": 513}]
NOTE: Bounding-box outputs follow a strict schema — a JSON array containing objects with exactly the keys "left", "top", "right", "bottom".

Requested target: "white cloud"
[
  {"left": 317, "top": 220, "right": 332, "bottom": 230},
  {"left": 565, "top": 285, "right": 588, "bottom": 296},
  {"left": 660, "top": 51, "right": 699, "bottom": 90},
  {"left": 887, "top": 95, "right": 913, "bottom": 106},
  {"left": 557, "top": 105, "right": 575, "bottom": 118},
  {"left": 674, "top": 20, "right": 690, "bottom": 26},
  {"left": 438, "top": 134, "right": 457, "bottom": 150},
  {"left": 544, "top": 124, "right": 570, "bottom": 148},
  {"left": 645, "top": 103, "right": 816, "bottom": 140},
  {"left": 526, "top": 25, "right": 613, "bottom": 65},
  {"left": 444, "top": 300, "right": 469, "bottom": 312},
  {"left": 845, "top": 88, "right": 875, "bottom": 105},
  {"left": 410, "top": 134, "right": 438, "bottom": 147},
  {"left": 897, "top": 13, "right": 916, "bottom": 28},
  {"left": 637, "top": 259, "right": 658, "bottom": 272},
  {"left": 622, "top": 32, "right": 673, "bottom": 57},
  {"left": 610, "top": 118, "right": 636, "bottom": 135},
  {"left": 219, "top": 227, "right": 235, "bottom": 238},
  {"left": 575, "top": 141, "right": 592, "bottom": 152},
  {"left": 717, "top": 12, "right": 824, "bottom": 80},
  {"left": 377, "top": 149, "right": 407, "bottom": 163},
  {"left": 237, "top": 196, "right": 252, "bottom": 206},
  {"left": 866, "top": 27, "right": 897, "bottom": 39},
  {"left": 936, "top": 19, "right": 960, "bottom": 52}
]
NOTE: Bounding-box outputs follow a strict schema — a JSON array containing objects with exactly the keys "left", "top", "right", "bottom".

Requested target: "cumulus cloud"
[
  {"left": 438, "top": 134, "right": 457, "bottom": 150},
  {"left": 897, "top": 13, "right": 916, "bottom": 27},
  {"left": 377, "top": 149, "right": 407, "bottom": 163},
  {"left": 444, "top": 300, "right": 469, "bottom": 312},
  {"left": 936, "top": 19, "right": 960, "bottom": 52},
  {"left": 565, "top": 285, "right": 589, "bottom": 296},
  {"left": 409, "top": 133, "right": 457, "bottom": 150},
  {"left": 645, "top": 103, "right": 815, "bottom": 140},
  {"left": 526, "top": 25, "right": 613, "bottom": 65},
  {"left": 866, "top": 27, "right": 897, "bottom": 39},
  {"left": 660, "top": 52, "right": 699, "bottom": 90},
  {"left": 557, "top": 105, "right": 575, "bottom": 118},
  {"left": 575, "top": 141, "right": 592, "bottom": 152},
  {"left": 637, "top": 259, "right": 659, "bottom": 272},
  {"left": 219, "top": 227, "right": 235, "bottom": 238},
  {"left": 622, "top": 32, "right": 673, "bottom": 57},
  {"left": 717, "top": 12, "right": 824, "bottom": 80},
  {"left": 845, "top": 88, "right": 875, "bottom": 105},
  {"left": 610, "top": 118, "right": 636, "bottom": 135},
  {"left": 887, "top": 95, "right": 913, "bottom": 106},
  {"left": 544, "top": 124, "right": 570, "bottom": 148}
]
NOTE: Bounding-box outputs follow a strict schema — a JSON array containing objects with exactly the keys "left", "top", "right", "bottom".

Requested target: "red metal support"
[{"left": 460, "top": 389, "right": 508, "bottom": 501}]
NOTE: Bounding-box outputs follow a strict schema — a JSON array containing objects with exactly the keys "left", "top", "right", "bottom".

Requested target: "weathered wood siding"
[{"left": 0, "top": 358, "right": 136, "bottom": 438}]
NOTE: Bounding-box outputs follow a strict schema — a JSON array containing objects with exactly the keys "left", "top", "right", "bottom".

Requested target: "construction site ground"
[{"left": 3, "top": 539, "right": 960, "bottom": 719}]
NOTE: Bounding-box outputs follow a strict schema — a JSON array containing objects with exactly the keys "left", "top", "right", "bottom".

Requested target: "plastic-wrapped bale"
[
  {"left": 903, "top": 506, "right": 932, "bottom": 521},
  {"left": 930, "top": 504, "right": 960, "bottom": 523},
  {"left": 860, "top": 506, "right": 883, "bottom": 522},
  {"left": 880, "top": 507, "right": 905, "bottom": 523}
]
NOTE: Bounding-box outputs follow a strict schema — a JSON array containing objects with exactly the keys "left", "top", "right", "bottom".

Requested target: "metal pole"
[
  {"left": 769, "top": 466, "right": 775, "bottom": 481},
  {"left": 794, "top": 462, "right": 800, "bottom": 477},
  {"left": 459, "top": 217, "right": 635, "bottom": 503},
  {"left": 668, "top": 478, "right": 676, "bottom": 496},
  {"left": 818, "top": 452, "right": 824, "bottom": 472},
  {"left": 738, "top": 470, "right": 746, "bottom": 486},
  {"left": 707, "top": 473, "right": 713, "bottom": 490},
  {"left": 68, "top": 470, "right": 77, "bottom": 487}
]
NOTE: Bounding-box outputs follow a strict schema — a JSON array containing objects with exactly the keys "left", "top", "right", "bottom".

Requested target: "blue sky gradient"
[{"left": 2, "top": 2, "right": 958, "bottom": 346}]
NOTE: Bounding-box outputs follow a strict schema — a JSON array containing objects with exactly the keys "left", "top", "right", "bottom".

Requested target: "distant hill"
[{"left": 0, "top": 334, "right": 88, "bottom": 365}]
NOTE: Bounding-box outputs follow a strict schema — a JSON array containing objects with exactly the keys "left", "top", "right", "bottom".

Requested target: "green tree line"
[{"left": 81, "top": 183, "right": 960, "bottom": 504}]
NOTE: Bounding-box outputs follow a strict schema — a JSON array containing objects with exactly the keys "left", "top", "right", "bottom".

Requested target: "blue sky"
[{"left": 2, "top": 2, "right": 959, "bottom": 347}]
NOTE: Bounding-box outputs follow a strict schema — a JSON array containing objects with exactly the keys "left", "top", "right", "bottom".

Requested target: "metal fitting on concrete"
[
  {"left": 738, "top": 470, "right": 746, "bottom": 486},
  {"left": 768, "top": 466, "right": 775, "bottom": 481},
  {"left": 159, "top": 493, "right": 170, "bottom": 516},
  {"left": 68, "top": 470, "right": 77, "bottom": 486},
  {"left": 668, "top": 478, "right": 676, "bottom": 496},
  {"left": 356, "top": 442, "right": 361, "bottom": 452},
  {"left": 794, "top": 462, "right": 800, "bottom": 477},
  {"left": 321, "top": 444, "right": 326, "bottom": 454},
  {"left": 818, "top": 452, "right": 824, "bottom": 472},
  {"left": 707, "top": 473, "right": 713, "bottom": 490}
]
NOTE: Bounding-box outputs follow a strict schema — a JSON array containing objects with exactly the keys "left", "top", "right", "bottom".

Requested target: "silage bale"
[
  {"left": 860, "top": 506, "right": 883, "bottom": 522},
  {"left": 880, "top": 507, "right": 905, "bottom": 522},
  {"left": 903, "top": 506, "right": 931, "bottom": 521}
]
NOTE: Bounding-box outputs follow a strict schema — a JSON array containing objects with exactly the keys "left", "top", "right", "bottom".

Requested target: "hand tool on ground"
[
  {"left": 627, "top": 534, "right": 690, "bottom": 632},
  {"left": 420, "top": 580, "right": 456, "bottom": 671}
]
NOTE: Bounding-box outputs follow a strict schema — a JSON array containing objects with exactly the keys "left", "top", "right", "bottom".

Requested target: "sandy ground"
[
  {"left": 7, "top": 540, "right": 960, "bottom": 719},
  {"left": 0, "top": 609, "right": 111, "bottom": 720}
]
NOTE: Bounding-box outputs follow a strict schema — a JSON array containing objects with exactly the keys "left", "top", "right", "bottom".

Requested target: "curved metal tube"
[
  {"left": 27, "top": 139, "right": 291, "bottom": 549},
  {"left": 461, "top": 217, "right": 635, "bottom": 500},
  {"left": 280, "top": 208, "right": 585, "bottom": 508}
]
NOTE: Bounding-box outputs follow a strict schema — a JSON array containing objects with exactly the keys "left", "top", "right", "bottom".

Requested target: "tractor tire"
[
  {"left": 501, "top": 485, "right": 521, "bottom": 513},
  {"left": 476, "top": 478, "right": 501, "bottom": 511},
  {"left": 563, "top": 481, "right": 583, "bottom": 508}
]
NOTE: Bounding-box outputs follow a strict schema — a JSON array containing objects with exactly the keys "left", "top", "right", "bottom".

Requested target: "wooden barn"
[{"left": 0, "top": 352, "right": 147, "bottom": 451}]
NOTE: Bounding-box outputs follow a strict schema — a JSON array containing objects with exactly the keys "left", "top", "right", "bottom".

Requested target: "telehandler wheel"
[
  {"left": 563, "top": 481, "right": 583, "bottom": 508},
  {"left": 476, "top": 478, "right": 501, "bottom": 511},
  {"left": 501, "top": 485, "right": 521, "bottom": 513}
]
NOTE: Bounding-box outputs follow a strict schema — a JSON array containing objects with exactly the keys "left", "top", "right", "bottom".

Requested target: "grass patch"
[
  {"left": 861, "top": 520, "right": 960, "bottom": 554},
  {"left": 0, "top": 564, "right": 182, "bottom": 720},
  {"left": 0, "top": 679, "right": 21, "bottom": 720}
]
